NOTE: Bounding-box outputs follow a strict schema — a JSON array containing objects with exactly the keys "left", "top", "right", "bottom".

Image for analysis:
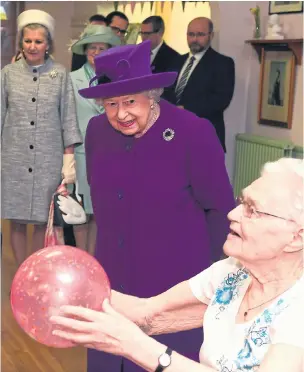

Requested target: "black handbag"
[{"left": 53, "top": 183, "right": 86, "bottom": 227}]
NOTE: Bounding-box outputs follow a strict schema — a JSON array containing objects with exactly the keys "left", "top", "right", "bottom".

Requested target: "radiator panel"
[
  {"left": 233, "top": 134, "right": 294, "bottom": 197},
  {"left": 292, "top": 145, "right": 304, "bottom": 159}
]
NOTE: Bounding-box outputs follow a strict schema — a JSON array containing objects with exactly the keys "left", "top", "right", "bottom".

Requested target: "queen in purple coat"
[{"left": 78, "top": 40, "right": 235, "bottom": 372}]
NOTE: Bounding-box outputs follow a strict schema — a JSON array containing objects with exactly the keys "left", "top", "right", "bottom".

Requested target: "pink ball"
[{"left": 11, "top": 245, "right": 110, "bottom": 348}]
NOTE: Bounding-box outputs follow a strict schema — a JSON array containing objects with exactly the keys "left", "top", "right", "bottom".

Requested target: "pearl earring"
[{"left": 150, "top": 101, "right": 155, "bottom": 110}]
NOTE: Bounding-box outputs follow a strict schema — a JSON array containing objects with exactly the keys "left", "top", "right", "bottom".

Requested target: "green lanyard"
[
  {"left": 83, "top": 62, "right": 104, "bottom": 114},
  {"left": 83, "top": 62, "right": 98, "bottom": 87}
]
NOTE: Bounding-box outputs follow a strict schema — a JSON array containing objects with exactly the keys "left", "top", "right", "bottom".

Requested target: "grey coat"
[{"left": 1, "top": 58, "right": 83, "bottom": 223}]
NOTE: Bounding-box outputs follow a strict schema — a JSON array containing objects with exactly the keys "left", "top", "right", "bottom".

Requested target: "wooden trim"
[
  {"left": 287, "top": 54, "right": 296, "bottom": 129},
  {"left": 258, "top": 48, "right": 296, "bottom": 129},
  {"left": 246, "top": 39, "right": 303, "bottom": 65},
  {"left": 257, "top": 47, "right": 265, "bottom": 124}
]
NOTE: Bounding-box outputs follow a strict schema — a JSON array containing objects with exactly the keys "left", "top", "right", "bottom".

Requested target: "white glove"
[
  {"left": 57, "top": 195, "right": 86, "bottom": 225},
  {"left": 62, "top": 154, "right": 76, "bottom": 184}
]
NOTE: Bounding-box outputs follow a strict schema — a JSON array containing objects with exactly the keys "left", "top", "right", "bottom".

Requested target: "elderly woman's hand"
[
  {"left": 49, "top": 299, "right": 146, "bottom": 357},
  {"left": 110, "top": 290, "right": 155, "bottom": 334}
]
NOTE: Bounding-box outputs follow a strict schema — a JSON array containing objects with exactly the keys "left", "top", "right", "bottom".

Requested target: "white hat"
[{"left": 17, "top": 9, "right": 55, "bottom": 39}]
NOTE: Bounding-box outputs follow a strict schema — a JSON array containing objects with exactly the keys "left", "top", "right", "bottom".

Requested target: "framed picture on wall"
[
  {"left": 269, "top": 1, "right": 303, "bottom": 14},
  {"left": 258, "top": 49, "right": 296, "bottom": 129}
]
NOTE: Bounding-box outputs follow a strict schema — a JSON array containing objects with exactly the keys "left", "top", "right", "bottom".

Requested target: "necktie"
[{"left": 175, "top": 56, "right": 196, "bottom": 104}]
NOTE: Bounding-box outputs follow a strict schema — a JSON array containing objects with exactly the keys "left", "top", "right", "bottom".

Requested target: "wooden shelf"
[{"left": 246, "top": 38, "right": 303, "bottom": 65}]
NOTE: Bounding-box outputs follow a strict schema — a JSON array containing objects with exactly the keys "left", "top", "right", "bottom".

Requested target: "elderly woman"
[
  {"left": 56, "top": 40, "right": 235, "bottom": 372},
  {"left": 51, "top": 158, "right": 304, "bottom": 372},
  {"left": 1, "top": 9, "right": 82, "bottom": 265},
  {"left": 70, "top": 25, "right": 121, "bottom": 254}
]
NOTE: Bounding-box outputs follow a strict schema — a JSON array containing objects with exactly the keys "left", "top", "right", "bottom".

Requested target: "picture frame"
[
  {"left": 258, "top": 48, "right": 296, "bottom": 129},
  {"left": 269, "top": 1, "right": 303, "bottom": 15}
]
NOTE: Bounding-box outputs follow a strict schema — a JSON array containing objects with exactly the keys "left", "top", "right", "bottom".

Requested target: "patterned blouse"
[{"left": 189, "top": 257, "right": 304, "bottom": 371}]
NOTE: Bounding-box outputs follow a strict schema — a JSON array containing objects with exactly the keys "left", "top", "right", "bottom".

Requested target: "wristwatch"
[{"left": 155, "top": 347, "right": 173, "bottom": 372}]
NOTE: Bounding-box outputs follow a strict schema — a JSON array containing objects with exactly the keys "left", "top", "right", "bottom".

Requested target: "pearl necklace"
[{"left": 134, "top": 103, "right": 160, "bottom": 138}]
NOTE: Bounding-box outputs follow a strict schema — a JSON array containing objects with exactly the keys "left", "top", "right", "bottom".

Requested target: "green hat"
[{"left": 71, "top": 25, "right": 121, "bottom": 55}]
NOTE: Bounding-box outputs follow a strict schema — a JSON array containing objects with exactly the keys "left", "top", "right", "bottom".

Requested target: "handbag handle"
[
  {"left": 72, "top": 181, "right": 82, "bottom": 203},
  {"left": 60, "top": 180, "right": 81, "bottom": 203}
]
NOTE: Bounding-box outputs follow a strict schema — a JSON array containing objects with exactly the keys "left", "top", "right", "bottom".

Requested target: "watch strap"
[{"left": 155, "top": 347, "right": 173, "bottom": 372}]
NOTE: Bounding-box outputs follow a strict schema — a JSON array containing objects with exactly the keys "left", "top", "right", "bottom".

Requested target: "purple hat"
[{"left": 79, "top": 40, "right": 177, "bottom": 99}]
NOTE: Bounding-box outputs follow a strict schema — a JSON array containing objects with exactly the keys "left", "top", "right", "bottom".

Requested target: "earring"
[
  {"left": 150, "top": 101, "right": 155, "bottom": 110},
  {"left": 45, "top": 50, "right": 49, "bottom": 55}
]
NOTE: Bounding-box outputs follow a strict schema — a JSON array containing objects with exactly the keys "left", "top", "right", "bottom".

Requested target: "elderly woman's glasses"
[{"left": 236, "top": 197, "right": 288, "bottom": 220}]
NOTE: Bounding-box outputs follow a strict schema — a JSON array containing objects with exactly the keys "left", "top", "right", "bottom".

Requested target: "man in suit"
[
  {"left": 71, "top": 14, "right": 107, "bottom": 72},
  {"left": 163, "top": 17, "right": 235, "bottom": 152},
  {"left": 140, "top": 16, "right": 180, "bottom": 73}
]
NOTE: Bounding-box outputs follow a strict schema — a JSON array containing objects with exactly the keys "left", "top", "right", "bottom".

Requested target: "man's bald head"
[{"left": 187, "top": 17, "right": 214, "bottom": 54}]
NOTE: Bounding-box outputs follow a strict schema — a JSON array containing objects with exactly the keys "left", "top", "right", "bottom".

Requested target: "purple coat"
[{"left": 85, "top": 100, "right": 235, "bottom": 371}]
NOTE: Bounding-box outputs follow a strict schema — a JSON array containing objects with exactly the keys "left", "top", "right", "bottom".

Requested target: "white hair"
[
  {"left": 261, "top": 158, "right": 304, "bottom": 226},
  {"left": 144, "top": 88, "right": 163, "bottom": 102},
  {"left": 261, "top": 158, "right": 304, "bottom": 179},
  {"left": 96, "top": 88, "right": 164, "bottom": 106}
]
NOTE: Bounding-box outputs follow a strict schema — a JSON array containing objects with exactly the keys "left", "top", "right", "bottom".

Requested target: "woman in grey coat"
[{"left": 1, "top": 9, "right": 82, "bottom": 266}]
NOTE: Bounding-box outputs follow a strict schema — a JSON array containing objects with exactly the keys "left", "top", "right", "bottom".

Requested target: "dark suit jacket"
[
  {"left": 163, "top": 47, "right": 235, "bottom": 152},
  {"left": 151, "top": 41, "right": 180, "bottom": 74},
  {"left": 71, "top": 53, "right": 87, "bottom": 72}
]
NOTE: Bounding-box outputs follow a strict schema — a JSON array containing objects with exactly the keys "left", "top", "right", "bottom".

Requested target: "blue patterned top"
[{"left": 189, "top": 258, "right": 304, "bottom": 371}]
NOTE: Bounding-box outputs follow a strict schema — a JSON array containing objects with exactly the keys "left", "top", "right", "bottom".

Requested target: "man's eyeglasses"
[
  {"left": 187, "top": 32, "right": 211, "bottom": 38},
  {"left": 110, "top": 26, "right": 128, "bottom": 36},
  {"left": 139, "top": 29, "right": 160, "bottom": 36},
  {"left": 236, "top": 197, "right": 288, "bottom": 221}
]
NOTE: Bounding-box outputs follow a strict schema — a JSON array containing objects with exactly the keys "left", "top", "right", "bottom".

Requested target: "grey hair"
[
  {"left": 261, "top": 158, "right": 304, "bottom": 226},
  {"left": 18, "top": 23, "right": 54, "bottom": 56},
  {"left": 144, "top": 88, "right": 163, "bottom": 102},
  {"left": 97, "top": 88, "right": 163, "bottom": 105}
]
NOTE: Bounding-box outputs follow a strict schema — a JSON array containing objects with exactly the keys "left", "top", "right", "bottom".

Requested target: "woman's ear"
[
  {"left": 150, "top": 99, "right": 155, "bottom": 109},
  {"left": 284, "top": 228, "right": 303, "bottom": 253}
]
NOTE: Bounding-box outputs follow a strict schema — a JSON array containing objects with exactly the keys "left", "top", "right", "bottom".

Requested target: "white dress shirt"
[
  {"left": 150, "top": 40, "right": 163, "bottom": 63},
  {"left": 175, "top": 47, "right": 209, "bottom": 89}
]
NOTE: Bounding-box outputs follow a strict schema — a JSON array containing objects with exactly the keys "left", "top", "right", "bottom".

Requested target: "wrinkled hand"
[
  {"left": 62, "top": 154, "right": 76, "bottom": 184},
  {"left": 50, "top": 299, "right": 145, "bottom": 357},
  {"left": 57, "top": 195, "right": 86, "bottom": 225}
]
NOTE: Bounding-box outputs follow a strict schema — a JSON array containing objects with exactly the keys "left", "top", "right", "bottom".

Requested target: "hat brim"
[
  {"left": 79, "top": 72, "right": 177, "bottom": 99},
  {"left": 71, "top": 34, "right": 121, "bottom": 55}
]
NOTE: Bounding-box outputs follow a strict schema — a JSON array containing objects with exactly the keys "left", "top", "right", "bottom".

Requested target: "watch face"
[{"left": 159, "top": 353, "right": 171, "bottom": 367}]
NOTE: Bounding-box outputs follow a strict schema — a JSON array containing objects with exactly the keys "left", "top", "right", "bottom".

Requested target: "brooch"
[
  {"left": 163, "top": 128, "right": 175, "bottom": 142},
  {"left": 49, "top": 69, "right": 58, "bottom": 79}
]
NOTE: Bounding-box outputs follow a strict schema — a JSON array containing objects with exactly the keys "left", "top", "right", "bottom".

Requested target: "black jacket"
[
  {"left": 163, "top": 47, "right": 235, "bottom": 152},
  {"left": 151, "top": 42, "right": 180, "bottom": 74}
]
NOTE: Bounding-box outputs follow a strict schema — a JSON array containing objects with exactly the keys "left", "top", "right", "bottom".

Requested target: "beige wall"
[
  {"left": 246, "top": 1, "right": 304, "bottom": 147},
  {"left": 209, "top": 1, "right": 303, "bottom": 178}
]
